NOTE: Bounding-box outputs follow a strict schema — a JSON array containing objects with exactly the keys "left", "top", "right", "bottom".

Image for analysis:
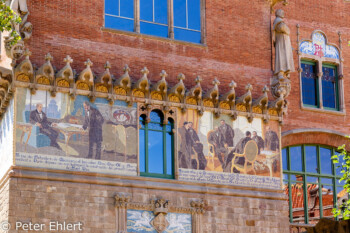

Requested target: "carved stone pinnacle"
[
  {"left": 64, "top": 55, "right": 73, "bottom": 64},
  {"left": 104, "top": 61, "right": 111, "bottom": 70},
  {"left": 84, "top": 59, "right": 93, "bottom": 67}
]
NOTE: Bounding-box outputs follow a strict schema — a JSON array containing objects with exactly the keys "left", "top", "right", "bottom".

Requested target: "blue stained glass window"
[
  {"left": 301, "top": 62, "right": 318, "bottom": 107},
  {"left": 322, "top": 66, "right": 337, "bottom": 109}
]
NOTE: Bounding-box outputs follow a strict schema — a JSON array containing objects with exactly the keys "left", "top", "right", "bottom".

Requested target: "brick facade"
[{"left": 0, "top": 180, "right": 9, "bottom": 233}]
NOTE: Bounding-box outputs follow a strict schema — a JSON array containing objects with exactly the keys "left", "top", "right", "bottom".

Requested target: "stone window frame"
[
  {"left": 103, "top": 0, "right": 207, "bottom": 45},
  {"left": 138, "top": 104, "right": 178, "bottom": 179},
  {"left": 297, "top": 30, "right": 345, "bottom": 115}
]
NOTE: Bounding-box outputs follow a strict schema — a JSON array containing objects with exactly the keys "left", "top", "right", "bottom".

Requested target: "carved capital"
[{"left": 271, "top": 74, "right": 291, "bottom": 99}]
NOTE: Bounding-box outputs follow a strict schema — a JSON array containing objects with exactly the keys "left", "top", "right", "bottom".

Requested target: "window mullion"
[
  {"left": 317, "top": 61, "right": 323, "bottom": 109},
  {"left": 134, "top": 0, "right": 140, "bottom": 33},
  {"left": 145, "top": 122, "right": 149, "bottom": 173},
  {"left": 168, "top": 0, "right": 174, "bottom": 39}
]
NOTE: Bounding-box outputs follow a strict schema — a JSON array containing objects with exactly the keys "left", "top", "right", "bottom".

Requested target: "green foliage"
[
  {"left": 0, "top": 0, "right": 22, "bottom": 46},
  {"left": 332, "top": 136, "right": 350, "bottom": 220}
]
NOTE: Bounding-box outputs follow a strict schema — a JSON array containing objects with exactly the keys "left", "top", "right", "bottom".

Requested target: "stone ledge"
[{"left": 5, "top": 166, "right": 287, "bottom": 201}]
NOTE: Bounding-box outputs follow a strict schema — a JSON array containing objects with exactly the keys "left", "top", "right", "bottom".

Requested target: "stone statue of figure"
[
  {"left": 273, "top": 9, "right": 295, "bottom": 79},
  {"left": 10, "top": 0, "right": 32, "bottom": 40}
]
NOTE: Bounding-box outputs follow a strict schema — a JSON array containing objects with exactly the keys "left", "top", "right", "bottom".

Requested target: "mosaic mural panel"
[
  {"left": 0, "top": 100, "right": 14, "bottom": 179},
  {"left": 299, "top": 32, "right": 339, "bottom": 59},
  {"left": 127, "top": 209, "right": 192, "bottom": 233},
  {"left": 15, "top": 88, "right": 137, "bottom": 175},
  {"left": 177, "top": 109, "right": 281, "bottom": 189}
]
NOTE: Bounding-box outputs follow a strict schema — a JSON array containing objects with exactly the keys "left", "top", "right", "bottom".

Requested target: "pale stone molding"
[
  {"left": 55, "top": 55, "right": 74, "bottom": 88},
  {"left": 132, "top": 67, "right": 150, "bottom": 100},
  {"left": 95, "top": 61, "right": 112, "bottom": 94},
  {"left": 114, "top": 64, "right": 132, "bottom": 97},
  {"left": 76, "top": 59, "right": 94, "bottom": 91}
]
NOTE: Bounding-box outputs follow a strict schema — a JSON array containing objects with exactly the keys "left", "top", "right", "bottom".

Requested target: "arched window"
[
  {"left": 299, "top": 32, "right": 343, "bottom": 112},
  {"left": 139, "top": 110, "right": 174, "bottom": 178},
  {"left": 282, "top": 145, "right": 348, "bottom": 225}
]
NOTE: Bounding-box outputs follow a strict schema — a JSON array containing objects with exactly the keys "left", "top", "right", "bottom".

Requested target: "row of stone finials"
[{"left": 7, "top": 51, "right": 287, "bottom": 121}]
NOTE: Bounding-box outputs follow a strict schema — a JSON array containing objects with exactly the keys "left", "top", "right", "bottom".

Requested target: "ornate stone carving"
[
  {"left": 253, "top": 86, "right": 269, "bottom": 118},
  {"left": 169, "top": 73, "right": 186, "bottom": 103},
  {"left": 56, "top": 56, "right": 74, "bottom": 88},
  {"left": 221, "top": 80, "right": 237, "bottom": 110},
  {"left": 186, "top": 76, "right": 202, "bottom": 105},
  {"left": 114, "top": 65, "right": 131, "bottom": 96},
  {"left": 271, "top": 9, "right": 294, "bottom": 99},
  {"left": 14, "top": 49, "right": 33, "bottom": 83},
  {"left": 36, "top": 53, "right": 54, "bottom": 85},
  {"left": 76, "top": 59, "right": 94, "bottom": 90},
  {"left": 96, "top": 61, "right": 112, "bottom": 93},
  {"left": 151, "top": 70, "right": 168, "bottom": 101},
  {"left": 204, "top": 78, "right": 220, "bottom": 108},
  {"left": 133, "top": 67, "right": 150, "bottom": 98}
]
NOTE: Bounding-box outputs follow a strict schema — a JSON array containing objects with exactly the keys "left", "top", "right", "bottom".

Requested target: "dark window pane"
[
  {"left": 105, "top": 0, "right": 119, "bottom": 15},
  {"left": 166, "top": 132, "right": 173, "bottom": 175},
  {"left": 188, "top": 0, "right": 201, "bottom": 30},
  {"left": 120, "top": 0, "right": 134, "bottom": 18},
  {"left": 139, "top": 129, "right": 145, "bottom": 173},
  {"left": 173, "top": 0, "right": 187, "bottom": 28},
  {"left": 148, "top": 130, "right": 164, "bottom": 174},
  {"left": 305, "top": 146, "right": 318, "bottom": 173},
  {"left": 174, "top": 28, "right": 201, "bottom": 43},
  {"left": 148, "top": 122, "right": 163, "bottom": 131},
  {"left": 140, "top": 0, "right": 153, "bottom": 21},
  {"left": 140, "top": 119, "right": 145, "bottom": 128},
  {"left": 301, "top": 63, "right": 317, "bottom": 106},
  {"left": 140, "top": 22, "right": 168, "bottom": 38},
  {"left": 290, "top": 146, "right": 303, "bottom": 171},
  {"left": 150, "top": 110, "right": 163, "bottom": 123},
  {"left": 320, "top": 147, "right": 332, "bottom": 174},
  {"left": 282, "top": 148, "right": 288, "bottom": 171},
  {"left": 322, "top": 66, "right": 337, "bottom": 109},
  {"left": 154, "top": 0, "right": 168, "bottom": 24},
  {"left": 105, "top": 15, "right": 134, "bottom": 31}
]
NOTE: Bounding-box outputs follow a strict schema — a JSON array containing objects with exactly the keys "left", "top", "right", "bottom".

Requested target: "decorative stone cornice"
[{"left": 0, "top": 52, "right": 288, "bottom": 123}]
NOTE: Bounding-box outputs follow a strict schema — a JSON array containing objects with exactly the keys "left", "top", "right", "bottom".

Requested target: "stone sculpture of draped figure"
[{"left": 273, "top": 9, "right": 295, "bottom": 79}]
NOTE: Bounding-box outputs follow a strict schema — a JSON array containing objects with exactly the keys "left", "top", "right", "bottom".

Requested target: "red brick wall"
[
  {"left": 281, "top": 0, "right": 350, "bottom": 139},
  {"left": 26, "top": 0, "right": 273, "bottom": 96},
  {"left": 24, "top": 0, "right": 350, "bottom": 144}
]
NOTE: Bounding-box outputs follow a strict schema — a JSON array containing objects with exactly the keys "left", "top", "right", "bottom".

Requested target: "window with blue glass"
[
  {"left": 322, "top": 65, "right": 338, "bottom": 109},
  {"left": 301, "top": 62, "right": 318, "bottom": 107},
  {"left": 301, "top": 61, "right": 339, "bottom": 110},
  {"left": 282, "top": 145, "right": 348, "bottom": 224},
  {"left": 104, "top": 0, "right": 202, "bottom": 43},
  {"left": 173, "top": 0, "right": 201, "bottom": 43},
  {"left": 139, "top": 110, "right": 174, "bottom": 178}
]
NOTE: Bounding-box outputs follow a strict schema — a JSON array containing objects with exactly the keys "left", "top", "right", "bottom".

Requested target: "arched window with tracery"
[{"left": 139, "top": 109, "right": 174, "bottom": 178}]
